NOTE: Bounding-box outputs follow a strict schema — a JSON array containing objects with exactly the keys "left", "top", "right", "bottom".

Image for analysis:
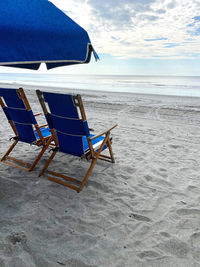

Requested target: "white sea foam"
[{"left": 0, "top": 73, "right": 200, "bottom": 97}]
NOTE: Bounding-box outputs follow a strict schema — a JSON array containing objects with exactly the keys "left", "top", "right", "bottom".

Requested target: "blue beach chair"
[
  {"left": 36, "top": 90, "right": 117, "bottom": 192},
  {"left": 0, "top": 88, "right": 52, "bottom": 171}
]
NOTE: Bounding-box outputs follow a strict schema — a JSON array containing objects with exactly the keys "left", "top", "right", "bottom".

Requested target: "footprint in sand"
[
  {"left": 157, "top": 238, "right": 190, "bottom": 258},
  {"left": 0, "top": 243, "right": 17, "bottom": 258},
  {"left": 190, "top": 232, "right": 200, "bottom": 262},
  {"left": 190, "top": 232, "right": 200, "bottom": 249},
  {"left": 59, "top": 259, "right": 96, "bottom": 267},
  {"left": 169, "top": 144, "right": 182, "bottom": 149},
  {"left": 6, "top": 232, "right": 27, "bottom": 245},
  {"left": 0, "top": 259, "right": 5, "bottom": 267},
  {"left": 137, "top": 250, "right": 162, "bottom": 259},
  {"left": 176, "top": 208, "right": 200, "bottom": 216},
  {"left": 129, "top": 213, "right": 152, "bottom": 222},
  {"left": 160, "top": 232, "right": 171, "bottom": 238}
]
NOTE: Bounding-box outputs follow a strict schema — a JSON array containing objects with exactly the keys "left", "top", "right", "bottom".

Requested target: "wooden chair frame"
[
  {"left": 37, "top": 91, "right": 117, "bottom": 192},
  {"left": 0, "top": 88, "right": 53, "bottom": 172}
]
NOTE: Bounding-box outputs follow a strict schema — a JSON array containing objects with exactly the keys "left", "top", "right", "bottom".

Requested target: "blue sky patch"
[
  {"left": 194, "top": 16, "right": 200, "bottom": 21},
  {"left": 187, "top": 28, "right": 200, "bottom": 36},
  {"left": 144, "top": 37, "right": 167, "bottom": 42},
  {"left": 187, "top": 16, "right": 200, "bottom": 36},
  {"left": 164, "top": 43, "right": 180, "bottom": 48},
  {"left": 187, "top": 16, "right": 200, "bottom": 28}
]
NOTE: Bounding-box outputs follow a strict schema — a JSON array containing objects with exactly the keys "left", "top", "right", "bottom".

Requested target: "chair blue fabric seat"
[
  {"left": 35, "top": 127, "right": 51, "bottom": 140},
  {"left": 83, "top": 134, "right": 106, "bottom": 152}
]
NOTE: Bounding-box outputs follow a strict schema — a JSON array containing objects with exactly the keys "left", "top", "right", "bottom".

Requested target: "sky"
[{"left": 1, "top": 0, "right": 200, "bottom": 76}]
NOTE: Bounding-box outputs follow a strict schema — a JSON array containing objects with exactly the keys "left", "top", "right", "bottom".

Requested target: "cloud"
[
  {"left": 166, "top": 1, "right": 177, "bottom": 9},
  {"left": 137, "top": 14, "right": 160, "bottom": 21},
  {"left": 50, "top": 0, "right": 200, "bottom": 59}
]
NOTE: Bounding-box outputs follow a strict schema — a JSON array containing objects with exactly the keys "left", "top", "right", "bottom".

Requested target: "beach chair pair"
[{"left": 0, "top": 88, "right": 117, "bottom": 192}]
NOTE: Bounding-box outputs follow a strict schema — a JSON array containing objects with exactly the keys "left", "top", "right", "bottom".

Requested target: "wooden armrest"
[
  {"left": 34, "top": 113, "right": 42, "bottom": 117},
  {"left": 39, "top": 124, "right": 48, "bottom": 128},
  {"left": 90, "top": 124, "right": 117, "bottom": 141}
]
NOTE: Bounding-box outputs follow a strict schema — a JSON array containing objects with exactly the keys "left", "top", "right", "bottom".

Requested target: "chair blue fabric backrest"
[
  {"left": 42, "top": 92, "right": 90, "bottom": 157},
  {"left": 0, "top": 88, "right": 37, "bottom": 143}
]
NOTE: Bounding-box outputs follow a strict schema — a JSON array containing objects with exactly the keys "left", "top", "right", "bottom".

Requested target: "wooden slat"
[
  {"left": 98, "top": 154, "right": 112, "bottom": 159},
  {"left": 6, "top": 156, "right": 31, "bottom": 166},
  {"left": 98, "top": 156, "right": 113, "bottom": 163},
  {"left": 1, "top": 140, "right": 18, "bottom": 161},
  {"left": 0, "top": 97, "right": 5, "bottom": 108},
  {"left": 36, "top": 90, "right": 48, "bottom": 114},
  {"left": 9, "top": 121, "right": 19, "bottom": 136},
  {"left": 90, "top": 124, "right": 117, "bottom": 141},
  {"left": 18, "top": 88, "right": 31, "bottom": 110},
  {"left": 43, "top": 174, "right": 80, "bottom": 192},
  {"left": 48, "top": 170, "right": 81, "bottom": 184},
  {"left": 2, "top": 160, "right": 31, "bottom": 172}
]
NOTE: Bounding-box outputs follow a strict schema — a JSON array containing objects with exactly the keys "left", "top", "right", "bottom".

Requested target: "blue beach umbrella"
[{"left": 0, "top": 0, "right": 98, "bottom": 70}]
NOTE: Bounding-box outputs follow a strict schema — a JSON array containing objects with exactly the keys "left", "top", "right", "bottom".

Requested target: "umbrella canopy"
[{"left": 0, "top": 0, "right": 98, "bottom": 70}]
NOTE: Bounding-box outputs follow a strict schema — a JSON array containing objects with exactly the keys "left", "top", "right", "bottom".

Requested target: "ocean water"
[{"left": 0, "top": 73, "right": 200, "bottom": 97}]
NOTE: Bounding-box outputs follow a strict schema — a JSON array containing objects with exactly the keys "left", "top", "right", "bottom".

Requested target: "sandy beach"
[{"left": 1, "top": 84, "right": 200, "bottom": 267}]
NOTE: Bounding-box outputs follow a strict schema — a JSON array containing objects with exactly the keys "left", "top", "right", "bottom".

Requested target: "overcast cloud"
[{"left": 50, "top": 0, "right": 200, "bottom": 59}]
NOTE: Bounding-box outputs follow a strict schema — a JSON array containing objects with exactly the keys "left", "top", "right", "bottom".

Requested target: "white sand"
[{"left": 1, "top": 84, "right": 200, "bottom": 267}]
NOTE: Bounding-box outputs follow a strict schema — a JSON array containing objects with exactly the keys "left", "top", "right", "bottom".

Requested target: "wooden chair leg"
[
  {"left": 40, "top": 135, "right": 113, "bottom": 192},
  {"left": 107, "top": 136, "right": 115, "bottom": 163},
  {"left": 95, "top": 134, "right": 115, "bottom": 163},
  {"left": 1, "top": 137, "right": 52, "bottom": 172},
  {"left": 78, "top": 135, "right": 109, "bottom": 192},
  {"left": 29, "top": 137, "right": 52, "bottom": 171},
  {"left": 43, "top": 153, "right": 101, "bottom": 193},
  {"left": 39, "top": 149, "right": 57, "bottom": 176},
  {"left": 78, "top": 158, "right": 98, "bottom": 192},
  {"left": 1, "top": 139, "right": 18, "bottom": 161}
]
